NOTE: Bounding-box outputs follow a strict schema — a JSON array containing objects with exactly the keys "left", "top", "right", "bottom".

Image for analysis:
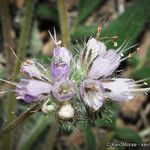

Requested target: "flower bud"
[
  {"left": 42, "top": 101, "right": 55, "bottom": 114},
  {"left": 58, "top": 103, "right": 74, "bottom": 120}
]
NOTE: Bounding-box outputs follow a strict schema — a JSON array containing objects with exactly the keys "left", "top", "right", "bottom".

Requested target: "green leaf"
[
  {"left": 72, "top": 0, "right": 150, "bottom": 45},
  {"left": 83, "top": 126, "right": 97, "bottom": 150},
  {"left": 129, "top": 46, "right": 150, "bottom": 82},
  {"left": 36, "top": 3, "right": 58, "bottom": 21},
  {"left": 77, "top": 0, "right": 102, "bottom": 23},
  {"left": 18, "top": 114, "right": 51, "bottom": 150},
  {"left": 133, "top": 67, "right": 150, "bottom": 82},
  {"left": 114, "top": 127, "right": 142, "bottom": 143}
]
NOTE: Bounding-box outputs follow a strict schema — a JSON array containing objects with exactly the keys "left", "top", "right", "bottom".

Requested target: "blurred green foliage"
[{"left": 77, "top": 0, "right": 102, "bottom": 23}]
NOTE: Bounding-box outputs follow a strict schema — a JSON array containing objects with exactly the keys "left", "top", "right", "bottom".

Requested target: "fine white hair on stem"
[
  {"left": 0, "top": 78, "right": 17, "bottom": 86},
  {"left": 9, "top": 46, "right": 22, "bottom": 63},
  {"left": 0, "top": 90, "right": 16, "bottom": 95}
]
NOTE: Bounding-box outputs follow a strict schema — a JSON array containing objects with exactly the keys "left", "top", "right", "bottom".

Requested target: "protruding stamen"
[
  {"left": 116, "top": 38, "right": 130, "bottom": 52},
  {"left": 121, "top": 50, "right": 138, "bottom": 62},
  {"left": 96, "top": 17, "right": 106, "bottom": 40},
  {"left": 119, "top": 43, "right": 139, "bottom": 54},
  {"left": 131, "top": 88, "right": 150, "bottom": 92},
  {"left": 105, "top": 40, "right": 118, "bottom": 47},
  {"left": 134, "top": 78, "right": 150, "bottom": 83}
]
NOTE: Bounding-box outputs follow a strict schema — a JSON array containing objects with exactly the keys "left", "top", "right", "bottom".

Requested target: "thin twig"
[{"left": 0, "top": 103, "right": 40, "bottom": 137}]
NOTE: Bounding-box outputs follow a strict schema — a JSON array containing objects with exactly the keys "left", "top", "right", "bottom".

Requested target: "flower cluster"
[{"left": 15, "top": 31, "right": 150, "bottom": 122}]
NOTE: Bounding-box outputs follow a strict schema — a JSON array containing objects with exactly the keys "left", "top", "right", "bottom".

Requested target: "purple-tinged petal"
[
  {"left": 51, "top": 62, "right": 69, "bottom": 81},
  {"left": 53, "top": 46, "right": 72, "bottom": 65},
  {"left": 80, "top": 79, "right": 105, "bottom": 111},
  {"left": 20, "top": 59, "right": 45, "bottom": 80},
  {"left": 16, "top": 79, "right": 52, "bottom": 102},
  {"left": 101, "top": 78, "right": 135, "bottom": 101},
  {"left": 88, "top": 49, "right": 121, "bottom": 79},
  {"left": 52, "top": 80, "right": 76, "bottom": 101}
]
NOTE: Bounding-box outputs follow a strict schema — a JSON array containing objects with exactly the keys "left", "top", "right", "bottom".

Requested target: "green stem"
[
  {"left": 0, "top": 0, "right": 14, "bottom": 75},
  {"left": 14, "top": 0, "right": 33, "bottom": 76},
  {"left": 43, "top": 120, "right": 58, "bottom": 150},
  {"left": 57, "top": 0, "right": 70, "bottom": 47},
  {"left": 2, "top": 0, "right": 33, "bottom": 149}
]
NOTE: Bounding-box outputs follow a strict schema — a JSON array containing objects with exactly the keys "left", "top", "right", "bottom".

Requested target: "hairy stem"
[
  {"left": 57, "top": 0, "right": 70, "bottom": 47},
  {"left": 2, "top": 0, "right": 34, "bottom": 149},
  {"left": 0, "top": 0, "right": 14, "bottom": 75}
]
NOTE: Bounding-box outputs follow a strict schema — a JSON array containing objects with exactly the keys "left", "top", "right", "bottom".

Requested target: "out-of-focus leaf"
[
  {"left": 30, "top": 21, "right": 43, "bottom": 54},
  {"left": 77, "top": 0, "right": 102, "bottom": 23},
  {"left": 128, "top": 55, "right": 140, "bottom": 68},
  {"left": 18, "top": 114, "right": 51, "bottom": 150},
  {"left": 114, "top": 127, "right": 142, "bottom": 143},
  {"left": 72, "top": 0, "right": 150, "bottom": 44},
  {"left": 36, "top": 3, "right": 58, "bottom": 21},
  {"left": 83, "top": 126, "right": 97, "bottom": 150},
  {"left": 129, "top": 47, "right": 150, "bottom": 83},
  {"left": 133, "top": 67, "right": 150, "bottom": 83}
]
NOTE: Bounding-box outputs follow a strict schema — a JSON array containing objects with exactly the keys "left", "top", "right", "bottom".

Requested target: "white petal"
[
  {"left": 59, "top": 47, "right": 72, "bottom": 65},
  {"left": 80, "top": 79, "right": 104, "bottom": 111},
  {"left": 83, "top": 91, "right": 104, "bottom": 111},
  {"left": 102, "top": 78, "right": 134, "bottom": 101},
  {"left": 88, "top": 50, "right": 121, "bottom": 79},
  {"left": 86, "top": 38, "right": 106, "bottom": 60}
]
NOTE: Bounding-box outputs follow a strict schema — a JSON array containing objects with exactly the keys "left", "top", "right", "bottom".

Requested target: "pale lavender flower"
[
  {"left": 51, "top": 62, "right": 69, "bottom": 81},
  {"left": 79, "top": 37, "right": 150, "bottom": 111},
  {"left": 53, "top": 46, "right": 72, "bottom": 65},
  {"left": 16, "top": 79, "right": 52, "bottom": 102},
  {"left": 101, "top": 78, "right": 148, "bottom": 101},
  {"left": 88, "top": 49, "right": 121, "bottom": 79},
  {"left": 86, "top": 38, "right": 106, "bottom": 60},
  {"left": 52, "top": 80, "right": 76, "bottom": 101},
  {"left": 51, "top": 45, "right": 72, "bottom": 81},
  {"left": 80, "top": 79, "right": 105, "bottom": 111},
  {"left": 1, "top": 28, "right": 149, "bottom": 122},
  {"left": 77, "top": 38, "right": 106, "bottom": 71},
  {"left": 20, "top": 59, "right": 44, "bottom": 80}
]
